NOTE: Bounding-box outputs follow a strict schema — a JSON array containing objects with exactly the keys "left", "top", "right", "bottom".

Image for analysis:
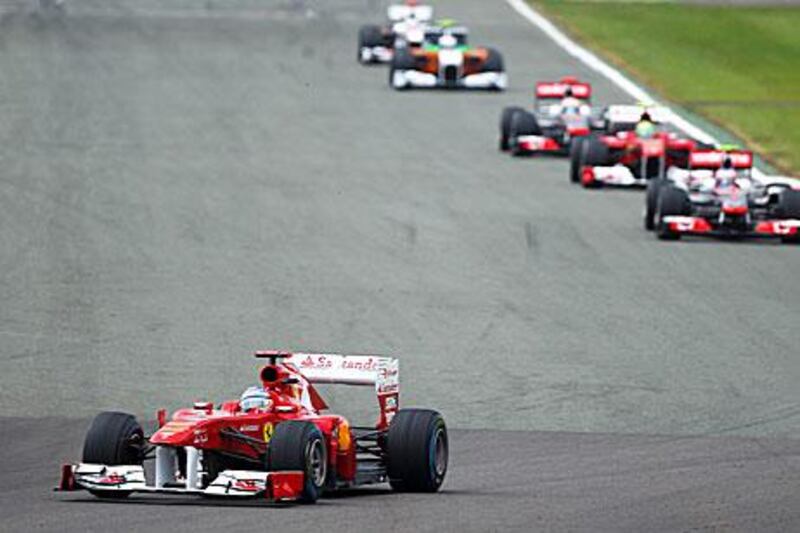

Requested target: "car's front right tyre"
[{"left": 82, "top": 411, "right": 145, "bottom": 499}]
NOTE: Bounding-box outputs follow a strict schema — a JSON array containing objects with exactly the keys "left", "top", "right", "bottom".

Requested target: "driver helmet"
[
  {"left": 715, "top": 156, "right": 737, "bottom": 184},
  {"left": 722, "top": 156, "right": 733, "bottom": 169},
  {"left": 635, "top": 118, "right": 656, "bottom": 139},
  {"left": 438, "top": 33, "right": 457, "bottom": 49},
  {"left": 240, "top": 386, "right": 270, "bottom": 412}
]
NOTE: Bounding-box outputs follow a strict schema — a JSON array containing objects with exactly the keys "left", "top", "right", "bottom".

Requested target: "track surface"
[{"left": 0, "top": 0, "right": 798, "bottom": 530}]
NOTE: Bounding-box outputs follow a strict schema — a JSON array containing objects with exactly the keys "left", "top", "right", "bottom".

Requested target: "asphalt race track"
[{"left": 0, "top": 0, "right": 798, "bottom": 531}]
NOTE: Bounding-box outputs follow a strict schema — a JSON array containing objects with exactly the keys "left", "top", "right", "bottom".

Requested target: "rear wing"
[
  {"left": 605, "top": 105, "right": 671, "bottom": 125},
  {"left": 388, "top": 5, "right": 433, "bottom": 22},
  {"left": 287, "top": 353, "right": 399, "bottom": 428},
  {"left": 535, "top": 79, "right": 591, "bottom": 101},
  {"left": 689, "top": 150, "right": 753, "bottom": 169}
]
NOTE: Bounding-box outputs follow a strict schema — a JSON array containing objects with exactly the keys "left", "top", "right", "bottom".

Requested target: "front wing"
[
  {"left": 513, "top": 135, "right": 565, "bottom": 155},
  {"left": 661, "top": 216, "right": 800, "bottom": 239},
  {"left": 581, "top": 165, "right": 647, "bottom": 187},
  {"left": 391, "top": 69, "right": 507, "bottom": 90},
  {"left": 57, "top": 463, "right": 305, "bottom": 502}
]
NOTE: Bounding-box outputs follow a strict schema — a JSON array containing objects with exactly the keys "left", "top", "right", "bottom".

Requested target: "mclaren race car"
[
  {"left": 358, "top": 1, "right": 433, "bottom": 64},
  {"left": 500, "top": 77, "right": 594, "bottom": 155},
  {"left": 645, "top": 149, "right": 800, "bottom": 242},
  {"left": 569, "top": 106, "right": 699, "bottom": 187},
  {"left": 389, "top": 24, "right": 506, "bottom": 90},
  {"left": 57, "top": 351, "right": 448, "bottom": 503}
]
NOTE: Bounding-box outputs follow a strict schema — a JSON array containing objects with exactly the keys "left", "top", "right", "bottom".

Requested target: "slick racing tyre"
[
  {"left": 777, "top": 189, "right": 800, "bottom": 243},
  {"left": 656, "top": 186, "right": 691, "bottom": 240},
  {"left": 358, "top": 25, "right": 384, "bottom": 63},
  {"left": 499, "top": 106, "right": 525, "bottom": 151},
  {"left": 584, "top": 137, "right": 610, "bottom": 166},
  {"left": 481, "top": 48, "right": 505, "bottom": 73},
  {"left": 509, "top": 110, "right": 541, "bottom": 156},
  {"left": 387, "top": 408, "right": 448, "bottom": 492},
  {"left": 389, "top": 49, "right": 416, "bottom": 90},
  {"left": 569, "top": 136, "right": 587, "bottom": 183},
  {"left": 82, "top": 412, "right": 145, "bottom": 499},
  {"left": 645, "top": 178, "right": 666, "bottom": 231},
  {"left": 268, "top": 421, "right": 327, "bottom": 503}
]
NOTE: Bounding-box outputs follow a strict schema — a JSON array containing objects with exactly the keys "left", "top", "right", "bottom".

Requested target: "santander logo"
[{"left": 299, "top": 354, "right": 379, "bottom": 372}]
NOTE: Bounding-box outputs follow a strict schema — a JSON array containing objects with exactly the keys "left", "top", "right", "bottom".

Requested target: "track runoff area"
[{"left": 0, "top": 0, "right": 798, "bottom": 532}]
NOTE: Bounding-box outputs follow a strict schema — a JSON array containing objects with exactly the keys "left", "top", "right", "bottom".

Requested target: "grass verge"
[{"left": 531, "top": 1, "right": 800, "bottom": 175}]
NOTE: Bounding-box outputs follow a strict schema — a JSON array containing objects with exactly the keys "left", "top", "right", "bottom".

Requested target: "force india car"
[
  {"left": 358, "top": 2, "right": 433, "bottom": 64},
  {"left": 56, "top": 351, "right": 448, "bottom": 504},
  {"left": 569, "top": 106, "right": 699, "bottom": 187},
  {"left": 500, "top": 77, "right": 594, "bottom": 155},
  {"left": 389, "top": 25, "right": 506, "bottom": 91},
  {"left": 645, "top": 150, "right": 800, "bottom": 242}
]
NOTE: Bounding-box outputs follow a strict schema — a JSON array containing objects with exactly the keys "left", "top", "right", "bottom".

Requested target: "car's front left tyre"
[{"left": 268, "top": 421, "right": 327, "bottom": 503}]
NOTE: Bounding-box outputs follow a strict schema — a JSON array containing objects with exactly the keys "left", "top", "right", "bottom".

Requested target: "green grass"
[{"left": 532, "top": 1, "right": 800, "bottom": 174}]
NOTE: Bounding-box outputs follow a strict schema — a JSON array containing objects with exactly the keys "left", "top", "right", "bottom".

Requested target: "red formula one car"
[
  {"left": 500, "top": 77, "right": 594, "bottom": 156},
  {"left": 648, "top": 149, "right": 800, "bottom": 242},
  {"left": 569, "top": 106, "right": 700, "bottom": 187},
  {"left": 57, "top": 351, "right": 448, "bottom": 503}
]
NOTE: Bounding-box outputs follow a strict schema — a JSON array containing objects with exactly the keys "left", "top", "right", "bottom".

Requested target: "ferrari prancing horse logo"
[{"left": 263, "top": 422, "right": 274, "bottom": 443}]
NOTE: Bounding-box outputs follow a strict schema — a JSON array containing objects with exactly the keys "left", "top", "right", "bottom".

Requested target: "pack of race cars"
[
  {"left": 498, "top": 76, "right": 800, "bottom": 243},
  {"left": 53, "top": 0, "right": 798, "bottom": 510}
]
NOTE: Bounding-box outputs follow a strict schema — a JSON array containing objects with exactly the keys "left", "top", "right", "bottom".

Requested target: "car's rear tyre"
[
  {"left": 499, "top": 106, "right": 525, "bottom": 151},
  {"left": 509, "top": 110, "right": 541, "bottom": 156},
  {"left": 569, "top": 136, "right": 587, "bottom": 183},
  {"left": 481, "top": 48, "right": 504, "bottom": 73},
  {"left": 82, "top": 411, "right": 145, "bottom": 499},
  {"left": 645, "top": 178, "right": 665, "bottom": 230},
  {"left": 777, "top": 189, "right": 800, "bottom": 243},
  {"left": 656, "top": 186, "right": 691, "bottom": 240},
  {"left": 387, "top": 408, "right": 448, "bottom": 492},
  {"left": 268, "top": 421, "right": 327, "bottom": 503}
]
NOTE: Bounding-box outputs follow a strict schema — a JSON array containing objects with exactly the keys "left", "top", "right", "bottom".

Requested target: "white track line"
[{"left": 504, "top": 0, "right": 772, "bottom": 179}]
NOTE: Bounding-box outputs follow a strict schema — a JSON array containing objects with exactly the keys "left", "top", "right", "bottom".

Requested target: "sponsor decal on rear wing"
[
  {"left": 289, "top": 353, "right": 398, "bottom": 393},
  {"left": 535, "top": 81, "right": 591, "bottom": 100},
  {"left": 689, "top": 150, "right": 753, "bottom": 169},
  {"left": 289, "top": 353, "right": 399, "bottom": 427},
  {"left": 388, "top": 5, "right": 433, "bottom": 22}
]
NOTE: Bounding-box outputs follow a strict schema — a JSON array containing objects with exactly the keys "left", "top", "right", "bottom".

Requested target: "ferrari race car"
[
  {"left": 389, "top": 24, "right": 506, "bottom": 90},
  {"left": 358, "top": 1, "right": 433, "bottom": 64},
  {"left": 500, "top": 77, "right": 594, "bottom": 155},
  {"left": 56, "top": 351, "right": 448, "bottom": 504},
  {"left": 645, "top": 149, "right": 800, "bottom": 242},
  {"left": 569, "top": 106, "right": 699, "bottom": 187}
]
